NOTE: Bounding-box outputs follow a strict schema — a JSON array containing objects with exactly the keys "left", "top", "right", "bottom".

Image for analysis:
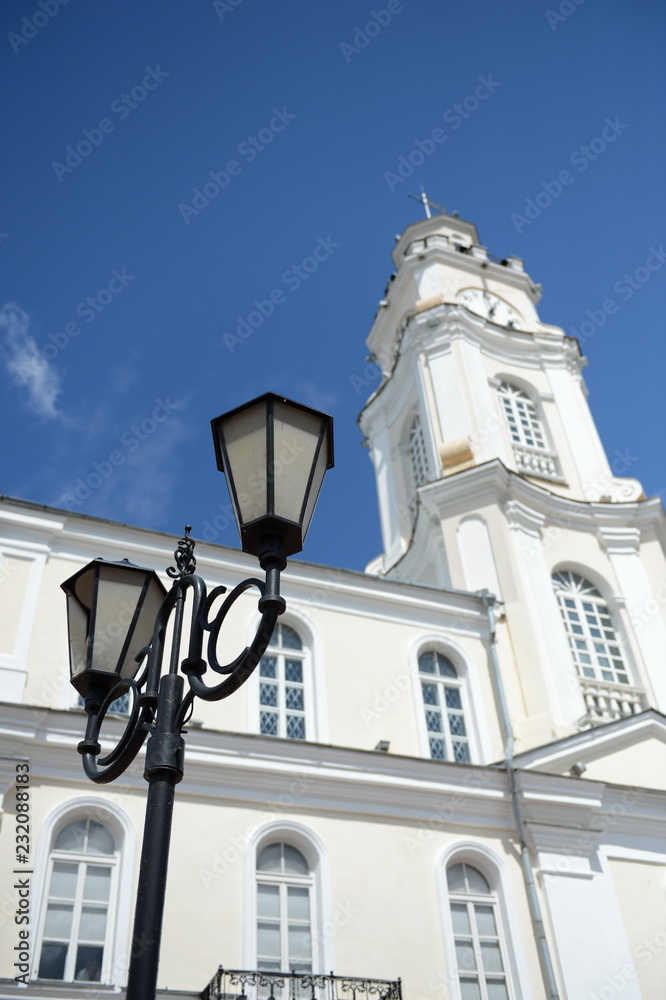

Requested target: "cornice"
[
  {"left": 597, "top": 525, "right": 642, "bottom": 556},
  {"left": 4, "top": 705, "right": 664, "bottom": 838},
  {"left": 503, "top": 498, "right": 546, "bottom": 538},
  {"left": 391, "top": 215, "right": 481, "bottom": 264},
  {"left": 396, "top": 244, "right": 538, "bottom": 302},
  {"left": 0, "top": 496, "right": 486, "bottom": 627},
  {"left": 369, "top": 305, "right": 574, "bottom": 394},
  {"left": 513, "top": 710, "right": 666, "bottom": 772},
  {"left": 418, "top": 461, "right": 666, "bottom": 543}
]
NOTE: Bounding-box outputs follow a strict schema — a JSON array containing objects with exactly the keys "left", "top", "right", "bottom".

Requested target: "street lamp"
[{"left": 62, "top": 393, "right": 333, "bottom": 1000}]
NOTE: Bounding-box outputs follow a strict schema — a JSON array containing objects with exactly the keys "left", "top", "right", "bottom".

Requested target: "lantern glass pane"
[
  {"left": 272, "top": 401, "right": 322, "bottom": 526},
  {"left": 91, "top": 565, "right": 164, "bottom": 679},
  {"left": 219, "top": 402, "right": 268, "bottom": 526},
  {"left": 119, "top": 574, "right": 165, "bottom": 679},
  {"left": 67, "top": 580, "right": 93, "bottom": 679},
  {"left": 300, "top": 420, "right": 331, "bottom": 541}
]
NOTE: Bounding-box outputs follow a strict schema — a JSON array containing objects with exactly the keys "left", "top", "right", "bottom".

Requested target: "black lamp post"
[{"left": 62, "top": 393, "right": 333, "bottom": 1000}]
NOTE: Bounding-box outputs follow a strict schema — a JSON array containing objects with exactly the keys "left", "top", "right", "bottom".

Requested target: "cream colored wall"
[
  {"left": 0, "top": 766, "right": 548, "bottom": 996},
  {"left": 567, "top": 739, "right": 666, "bottom": 791},
  {"left": 608, "top": 858, "right": 666, "bottom": 998},
  {"left": 22, "top": 553, "right": 78, "bottom": 711},
  {"left": 0, "top": 555, "right": 33, "bottom": 656},
  {"left": 0, "top": 777, "right": 145, "bottom": 983},
  {"left": 143, "top": 799, "right": 546, "bottom": 998},
  {"left": 1, "top": 512, "right": 503, "bottom": 767}
]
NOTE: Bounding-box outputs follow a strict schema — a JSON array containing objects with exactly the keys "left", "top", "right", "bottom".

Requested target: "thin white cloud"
[
  {"left": 54, "top": 409, "right": 190, "bottom": 527},
  {"left": 0, "top": 303, "right": 62, "bottom": 419}
]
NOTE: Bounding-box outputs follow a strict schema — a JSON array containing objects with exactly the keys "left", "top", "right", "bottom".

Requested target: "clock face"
[{"left": 457, "top": 289, "right": 522, "bottom": 329}]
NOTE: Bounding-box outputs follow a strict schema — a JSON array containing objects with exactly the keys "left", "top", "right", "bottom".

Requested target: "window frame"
[
  {"left": 248, "top": 611, "right": 326, "bottom": 743},
  {"left": 32, "top": 800, "right": 136, "bottom": 987},
  {"left": 418, "top": 650, "right": 471, "bottom": 763},
  {"left": 497, "top": 382, "right": 548, "bottom": 452},
  {"left": 258, "top": 622, "right": 309, "bottom": 741},
  {"left": 408, "top": 414, "right": 430, "bottom": 489},
  {"left": 244, "top": 822, "right": 333, "bottom": 974},
  {"left": 496, "top": 381, "right": 561, "bottom": 481},
  {"left": 256, "top": 843, "right": 315, "bottom": 973},
  {"left": 411, "top": 639, "right": 487, "bottom": 764},
  {"left": 447, "top": 862, "right": 512, "bottom": 999},
  {"left": 36, "top": 820, "right": 119, "bottom": 984},
  {"left": 551, "top": 570, "right": 632, "bottom": 686},
  {"left": 439, "top": 845, "right": 528, "bottom": 1000}
]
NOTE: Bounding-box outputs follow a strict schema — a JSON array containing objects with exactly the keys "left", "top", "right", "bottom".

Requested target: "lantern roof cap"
[{"left": 210, "top": 391, "right": 334, "bottom": 475}]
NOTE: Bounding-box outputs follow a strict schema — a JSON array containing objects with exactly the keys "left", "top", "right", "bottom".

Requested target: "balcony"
[
  {"left": 580, "top": 677, "right": 646, "bottom": 723},
  {"left": 201, "top": 970, "right": 402, "bottom": 1000},
  {"left": 513, "top": 445, "right": 562, "bottom": 482}
]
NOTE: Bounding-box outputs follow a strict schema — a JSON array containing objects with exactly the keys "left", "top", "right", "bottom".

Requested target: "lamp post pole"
[
  {"left": 63, "top": 394, "right": 333, "bottom": 999},
  {"left": 126, "top": 672, "right": 184, "bottom": 999}
]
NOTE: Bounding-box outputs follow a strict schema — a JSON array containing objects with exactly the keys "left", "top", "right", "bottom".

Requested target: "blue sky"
[{"left": 1, "top": 0, "right": 664, "bottom": 573}]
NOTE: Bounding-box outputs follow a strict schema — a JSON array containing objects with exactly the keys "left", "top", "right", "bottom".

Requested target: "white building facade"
[{"left": 1, "top": 212, "right": 665, "bottom": 1000}]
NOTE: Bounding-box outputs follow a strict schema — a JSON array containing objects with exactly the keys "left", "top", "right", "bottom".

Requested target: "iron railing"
[{"left": 201, "top": 969, "right": 402, "bottom": 1000}]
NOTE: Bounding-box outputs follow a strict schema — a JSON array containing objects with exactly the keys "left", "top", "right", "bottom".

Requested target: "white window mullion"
[
  {"left": 448, "top": 864, "right": 512, "bottom": 1000},
  {"left": 37, "top": 820, "right": 117, "bottom": 984},
  {"left": 63, "top": 864, "right": 85, "bottom": 981},
  {"left": 256, "top": 843, "right": 314, "bottom": 974},
  {"left": 419, "top": 651, "right": 471, "bottom": 763},
  {"left": 279, "top": 883, "right": 290, "bottom": 971},
  {"left": 409, "top": 416, "right": 429, "bottom": 488},
  {"left": 259, "top": 625, "right": 307, "bottom": 741},
  {"left": 552, "top": 571, "right": 630, "bottom": 686}
]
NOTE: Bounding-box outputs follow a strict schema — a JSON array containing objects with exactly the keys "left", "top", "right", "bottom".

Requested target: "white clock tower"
[{"left": 359, "top": 210, "right": 666, "bottom": 745}]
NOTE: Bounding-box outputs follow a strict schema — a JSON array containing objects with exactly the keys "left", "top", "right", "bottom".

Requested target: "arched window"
[
  {"left": 36, "top": 819, "right": 118, "bottom": 983},
  {"left": 259, "top": 623, "right": 307, "bottom": 740},
  {"left": 498, "top": 383, "right": 546, "bottom": 451},
  {"left": 409, "top": 415, "right": 429, "bottom": 488},
  {"left": 447, "top": 862, "right": 512, "bottom": 1000},
  {"left": 256, "top": 843, "right": 314, "bottom": 973},
  {"left": 498, "top": 382, "right": 557, "bottom": 479},
  {"left": 419, "top": 651, "right": 470, "bottom": 762},
  {"left": 552, "top": 571, "right": 629, "bottom": 685}
]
